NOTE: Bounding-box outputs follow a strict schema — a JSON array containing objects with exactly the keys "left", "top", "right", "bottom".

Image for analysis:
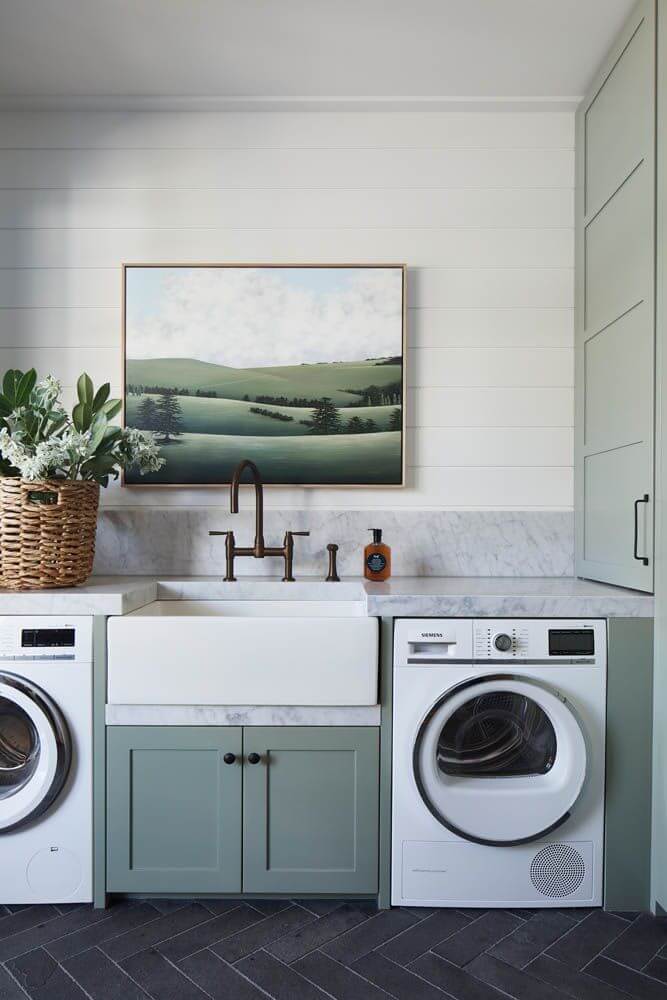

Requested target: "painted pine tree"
[
  {"left": 309, "top": 397, "right": 342, "bottom": 435},
  {"left": 156, "top": 391, "right": 184, "bottom": 442},
  {"left": 135, "top": 396, "right": 160, "bottom": 431}
]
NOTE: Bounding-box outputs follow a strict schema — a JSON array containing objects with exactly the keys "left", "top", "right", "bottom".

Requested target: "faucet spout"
[{"left": 230, "top": 459, "right": 265, "bottom": 555}]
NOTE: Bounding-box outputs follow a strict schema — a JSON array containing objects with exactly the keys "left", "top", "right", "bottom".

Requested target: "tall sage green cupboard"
[{"left": 575, "top": 0, "right": 656, "bottom": 593}]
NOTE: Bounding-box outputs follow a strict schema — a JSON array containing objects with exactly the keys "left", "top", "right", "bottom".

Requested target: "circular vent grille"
[{"left": 530, "top": 844, "right": 586, "bottom": 898}]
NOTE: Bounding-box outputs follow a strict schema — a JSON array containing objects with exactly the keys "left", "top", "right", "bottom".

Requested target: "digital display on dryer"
[
  {"left": 21, "top": 628, "right": 75, "bottom": 648},
  {"left": 548, "top": 629, "right": 594, "bottom": 656}
]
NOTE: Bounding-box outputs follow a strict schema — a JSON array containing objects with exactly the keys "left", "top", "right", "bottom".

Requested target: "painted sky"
[{"left": 125, "top": 266, "right": 403, "bottom": 368}]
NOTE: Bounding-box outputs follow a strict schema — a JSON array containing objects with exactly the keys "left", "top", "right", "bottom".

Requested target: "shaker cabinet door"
[
  {"left": 107, "top": 726, "right": 242, "bottom": 893},
  {"left": 575, "top": 0, "right": 655, "bottom": 592},
  {"left": 243, "top": 726, "right": 379, "bottom": 895}
]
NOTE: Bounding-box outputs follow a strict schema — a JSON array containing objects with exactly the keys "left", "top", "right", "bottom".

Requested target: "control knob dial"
[{"left": 493, "top": 632, "right": 513, "bottom": 653}]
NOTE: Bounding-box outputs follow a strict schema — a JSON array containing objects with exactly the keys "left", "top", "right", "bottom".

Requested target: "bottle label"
[{"left": 367, "top": 552, "right": 387, "bottom": 573}]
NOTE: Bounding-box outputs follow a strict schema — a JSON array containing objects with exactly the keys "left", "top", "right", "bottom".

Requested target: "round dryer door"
[
  {"left": 414, "top": 674, "right": 587, "bottom": 846},
  {"left": 0, "top": 673, "right": 71, "bottom": 833}
]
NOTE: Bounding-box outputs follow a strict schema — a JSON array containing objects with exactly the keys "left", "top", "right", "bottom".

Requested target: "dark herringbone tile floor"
[{"left": 0, "top": 900, "right": 666, "bottom": 999}]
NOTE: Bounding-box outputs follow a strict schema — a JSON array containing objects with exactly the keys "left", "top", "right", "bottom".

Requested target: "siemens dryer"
[
  {"left": 0, "top": 617, "right": 93, "bottom": 903},
  {"left": 392, "top": 618, "right": 606, "bottom": 908}
]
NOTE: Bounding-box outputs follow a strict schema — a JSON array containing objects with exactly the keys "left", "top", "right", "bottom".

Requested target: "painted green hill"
[
  {"left": 126, "top": 357, "right": 402, "bottom": 407},
  {"left": 126, "top": 393, "right": 400, "bottom": 437}
]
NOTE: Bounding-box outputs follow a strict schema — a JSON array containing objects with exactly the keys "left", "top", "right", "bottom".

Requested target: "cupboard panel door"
[
  {"left": 107, "top": 726, "right": 242, "bottom": 893},
  {"left": 243, "top": 727, "right": 379, "bottom": 894},
  {"left": 575, "top": 0, "right": 655, "bottom": 592}
]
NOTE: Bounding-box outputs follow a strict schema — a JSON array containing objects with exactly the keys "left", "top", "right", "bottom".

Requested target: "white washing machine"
[
  {"left": 392, "top": 618, "right": 606, "bottom": 908},
  {"left": 0, "top": 617, "right": 93, "bottom": 903}
]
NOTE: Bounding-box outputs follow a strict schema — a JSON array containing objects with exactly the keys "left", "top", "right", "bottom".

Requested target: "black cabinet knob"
[
  {"left": 247, "top": 752, "right": 261, "bottom": 765},
  {"left": 223, "top": 752, "right": 236, "bottom": 765}
]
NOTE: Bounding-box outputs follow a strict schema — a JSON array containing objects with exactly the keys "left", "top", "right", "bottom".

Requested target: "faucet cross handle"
[
  {"left": 282, "top": 530, "right": 310, "bottom": 582},
  {"left": 209, "top": 530, "right": 236, "bottom": 582}
]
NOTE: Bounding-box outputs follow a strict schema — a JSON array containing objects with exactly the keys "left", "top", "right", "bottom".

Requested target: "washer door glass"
[
  {"left": 0, "top": 673, "right": 71, "bottom": 833},
  {"left": 437, "top": 691, "right": 557, "bottom": 778},
  {"left": 0, "top": 698, "right": 40, "bottom": 798},
  {"left": 414, "top": 675, "right": 587, "bottom": 846}
]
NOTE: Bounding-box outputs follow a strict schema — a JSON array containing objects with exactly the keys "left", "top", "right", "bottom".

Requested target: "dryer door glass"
[
  {"left": 0, "top": 698, "right": 40, "bottom": 798},
  {"left": 414, "top": 675, "right": 587, "bottom": 846},
  {"left": 437, "top": 691, "right": 556, "bottom": 777}
]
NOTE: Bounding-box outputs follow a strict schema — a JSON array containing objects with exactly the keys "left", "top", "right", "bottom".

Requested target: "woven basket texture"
[{"left": 0, "top": 477, "right": 100, "bottom": 590}]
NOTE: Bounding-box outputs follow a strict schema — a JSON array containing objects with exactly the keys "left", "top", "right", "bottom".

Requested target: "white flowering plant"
[{"left": 0, "top": 369, "right": 165, "bottom": 486}]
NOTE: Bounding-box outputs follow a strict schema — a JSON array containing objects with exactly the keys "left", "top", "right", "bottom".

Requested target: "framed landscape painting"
[{"left": 122, "top": 264, "right": 406, "bottom": 486}]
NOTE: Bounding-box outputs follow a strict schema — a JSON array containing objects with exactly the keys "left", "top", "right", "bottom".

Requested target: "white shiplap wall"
[{"left": 0, "top": 109, "right": 574, "bottom": 511}]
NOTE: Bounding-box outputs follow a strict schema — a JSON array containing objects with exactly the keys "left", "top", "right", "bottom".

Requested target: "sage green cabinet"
[
  {"left": 106, "top": 725, "right": 379, "bottom": 897},
  {"left": 243, "top": 727, "right": 379, "bottom": 894},
  {"left": 107, "top": 726, "right": 243, "bottom": 893}
]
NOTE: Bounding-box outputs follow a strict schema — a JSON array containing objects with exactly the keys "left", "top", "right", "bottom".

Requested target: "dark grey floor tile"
[
  {"left": 0, "top": 964, "right": 29, "bottom": 999},
  {"left": 266, "top": 902, "right": 367, "bottom": 964},
  {"left": 528, "top": 953, "right": 631, "bottom": 1000},
  {"left": 47, "top": 903, "right": 160, "bottom": 962},
  {"left": 489, "top": 911, "right": 575, "bottom": 969},
  {"left": 379, "top": 908, "right": 470, "bottom": 965},
  {"left": 121, "top": 947, "right": 208, "bottom": 1000},
  {"left": 322, "top": 909, "right": 417, "bottom": 964},
  {"left": 0, "top": 903, "right": 115, "bottom": 962},
  {"left": 353, "top": 951, "right": 449, "bottom": 1000},
  {"left": 603, "top": 915, "right": 667, "bottom": 970},
  {"left": 467, "top": 953, "right": 566, "bottom": 999},
  {"left": 295, "top": 950, "right": 390, "bottom": 999},
  {"left": 405, "top": 907, "right": 439, "bottom": 919},
  {"left": 63, "top": 946, "right": 149, "bottom": 999},
  {"left": 236, "top": 950, "right": 332, "bottom": 999},
  {"left": 201, "top": 898, "right": 245, "bottom": 917},
  {"left": 180, "top": 949, "right": 268, "bottom": 999},
  {"left": 7, "top": 947, "right": 88, "bottom": 1000},
  {"left": 585, "top": 956, "right": 667, "bottom": 1000},
  {"left": 410, "top": 951, "right": 507, "bottom": 999},
  {"left": 546, "top": 910, "right": 628, "bottom": 970},
  {"left": 0, "top": 907, "right": 59, "bottom": 943},
  {"left": 149, "top": 899, "right": 197, "bottom": 915},
  {"left": 294, "top": 899, "right": 348, "bottom": 917},
  {"left": 53, "top": 904, "right": 84, "bottom": 916},
  {"left": 433, "top": 910, "right": 521, "bottom": 967},
  {"left": 102, "top": 902, "right": 212, "bottom": 961},
  {"left": 212, "top": 904, "right": 314, "bottom": 964},
  {"left": 158, "top": 904, "right": 261, "bottom": 963},
  {"left": 245, "top": 899, "right": 293, "bottom": 917},
  {"left": 645, "top": 957, "right": 667, "bottom": 985}
]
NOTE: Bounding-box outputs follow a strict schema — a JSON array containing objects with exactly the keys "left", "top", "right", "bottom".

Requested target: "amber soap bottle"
[{"left": 364, "top": 528, "right": 391, "bottom": 581}]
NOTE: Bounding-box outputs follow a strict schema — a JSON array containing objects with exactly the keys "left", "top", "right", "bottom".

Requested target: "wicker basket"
[{"left": 0, "top": 478, "right": 100, "bottom": 590}]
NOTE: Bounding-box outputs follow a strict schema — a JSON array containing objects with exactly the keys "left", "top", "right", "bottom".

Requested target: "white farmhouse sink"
[{"left": 107, "top": 599, "right": 378, "bottom": 706}]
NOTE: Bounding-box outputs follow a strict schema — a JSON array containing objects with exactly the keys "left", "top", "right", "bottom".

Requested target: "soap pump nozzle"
[{"left": 368, "top": 528, "right": 383, "bottom": 544}]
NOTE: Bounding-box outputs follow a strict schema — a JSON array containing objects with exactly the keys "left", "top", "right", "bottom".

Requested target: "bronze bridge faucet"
[{"left": 209, "top": 459, "right": 309, "bottom": 582}]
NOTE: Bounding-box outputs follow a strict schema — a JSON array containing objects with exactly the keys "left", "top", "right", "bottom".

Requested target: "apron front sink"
[{"left": 107, "top": 600, "right": 378, "bottom": 706}]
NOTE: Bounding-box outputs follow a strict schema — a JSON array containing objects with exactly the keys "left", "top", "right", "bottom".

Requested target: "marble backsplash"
[{"left": 93, "top": 509, "right": 574, "bottom": 577}]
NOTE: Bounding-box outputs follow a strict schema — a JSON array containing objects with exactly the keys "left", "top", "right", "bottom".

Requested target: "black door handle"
[
  {"left": 247, "top": 753, "right": 261, "bottom": 765},
  {"left": 223, "top": 753, "right": 236, "bottom": 765},
  {"left": 633, "top": 494, "right": 650, "bottom": 566}
]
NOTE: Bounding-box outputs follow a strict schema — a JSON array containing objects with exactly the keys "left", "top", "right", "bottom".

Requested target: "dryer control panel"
[
  {"left": 0, "top": 617, "right": 92, "bottom": 662},
  {"left": 394, "top": 618, "right": 606, "bottom": 666}
]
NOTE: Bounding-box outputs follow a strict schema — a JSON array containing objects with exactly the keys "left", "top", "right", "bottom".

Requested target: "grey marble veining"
[
  {"left": 0, "top": 576, "right": 157, "bottom": 615},
  {"left": 94, "top": 508, "right": 574, "bottom": 577},
  {"left": 105, "top": 704, "right": 381, "bottom": 726}
]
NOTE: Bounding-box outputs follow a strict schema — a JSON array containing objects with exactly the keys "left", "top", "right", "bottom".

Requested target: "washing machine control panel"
[{"left": 0, "top": 617, "right": 92, "bottom": 662}]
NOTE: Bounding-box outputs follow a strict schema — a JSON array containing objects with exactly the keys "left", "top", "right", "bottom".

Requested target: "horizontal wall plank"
[
  {"left": 0, "top": 306, "right": 573, "bottom": 351},
  {"left": 410, "top": 426, "right": 572, "bottom": 467},
  {"left": 0, "top": 266, "right": 574, "bottom": 308},
  {"left": 0, "top": 110, "right": 575, "bottom": 149},
  {"left": 409, "top": 348, "right": 572, "bottom": 387},
  {"left": 98, "top": 466, "right": 573, "bottom": 509},
  {"left": 0, "top": 227, "right": 573, "bottom": 269},
  {"left": 0, "top": 147, "right": 574, "bottom": 190},
  {"left": 409, "top": 387, "right": 573, "bottom": 427},
  {"left": 0, "top": 187, "right": 574, "bottom": 230}
]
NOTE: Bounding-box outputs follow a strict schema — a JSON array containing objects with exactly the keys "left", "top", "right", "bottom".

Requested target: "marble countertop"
[{"left": 0, "top": 574, "right": 653, "bottom": 617}]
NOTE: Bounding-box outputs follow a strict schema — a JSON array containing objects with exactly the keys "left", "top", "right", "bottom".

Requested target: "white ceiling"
[{"left": 0, "top": 0, "right": 635, "bottom": 108}]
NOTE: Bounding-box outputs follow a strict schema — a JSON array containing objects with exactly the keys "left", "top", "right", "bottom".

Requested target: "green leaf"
[
  {"left": 0, "top": 394, "right": 13, "bottom": 418},
  {"left": 72, "top": 402, "right": 86, "bottom": 431},
  {"left": 2, "top": 370, "right": 20, "bottom": 404},
  {"left": 92, "top": 382, "right": 110, "bottom": 412},
  {"left": 89, "top": 413, "right": 108, "bottom": 452},
  {"left": 77, "top": 372, "right": 94, "bottom": 406},
  {"left": 15, "top": 369, "right": 36, "bottom": 406},
  {"left": 103, "top": 399, "right": 122, "bottom": 420}
]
